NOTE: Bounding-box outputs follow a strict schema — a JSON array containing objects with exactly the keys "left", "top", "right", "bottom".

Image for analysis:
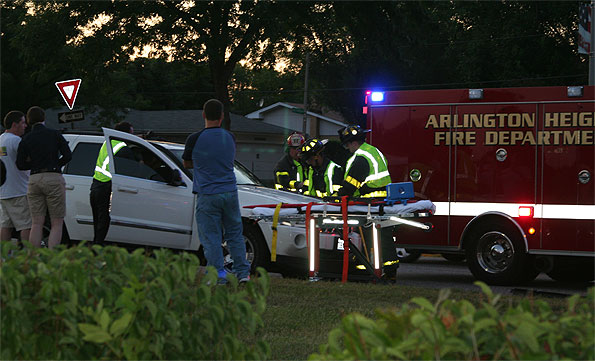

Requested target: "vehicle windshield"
[{"left": 157, "top": 145, "right": 262, "bottom": 186}]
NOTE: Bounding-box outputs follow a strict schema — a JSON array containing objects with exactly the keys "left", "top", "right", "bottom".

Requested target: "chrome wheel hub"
[{"left": 476, "top": 231, "right": 514, "bottom": 273}]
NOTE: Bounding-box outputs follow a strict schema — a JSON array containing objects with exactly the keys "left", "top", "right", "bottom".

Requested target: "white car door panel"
[{"left": 103, "top": 128, "right": 194, "bottom": 249}]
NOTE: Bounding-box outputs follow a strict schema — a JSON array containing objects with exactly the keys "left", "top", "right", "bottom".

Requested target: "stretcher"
[{"left": 245, "top": 194, "right": 435, "bottom": 283}]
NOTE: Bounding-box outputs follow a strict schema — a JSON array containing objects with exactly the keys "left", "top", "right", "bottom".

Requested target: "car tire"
[
  {"left": 40, "top": 218, "right": 71, "bottom": 248},
  {"left": 223, "top": 224, "right": 270, "bottom": 275},
  {"left": 396, "top": 248, "right": 422, "bottom": 263},
  {"left": 465, "top": 221, "right": 539, "bottom": 286}
]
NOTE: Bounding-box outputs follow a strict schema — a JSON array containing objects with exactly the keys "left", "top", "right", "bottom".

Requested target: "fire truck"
[{"left": 365, "top": 85, "right": 594, "bottom": 285}]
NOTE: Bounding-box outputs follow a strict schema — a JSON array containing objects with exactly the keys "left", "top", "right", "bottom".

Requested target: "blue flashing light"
[{"left": 370, "top": 91, "right": 384, "bottom": 102}]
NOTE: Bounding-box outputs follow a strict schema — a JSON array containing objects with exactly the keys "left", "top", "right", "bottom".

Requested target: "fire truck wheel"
[
  {"left": 396, "top": 248, "right": 422, "bottom": 263},
  {"left": 546, "top": 257, "right": 595, "bottom": 283},
  {"left": 465, "top": 221, "right": 539, "bottom": 286}
]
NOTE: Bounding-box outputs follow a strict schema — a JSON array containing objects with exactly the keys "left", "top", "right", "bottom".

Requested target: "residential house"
[{"left": 43, "top": 107, "right": 294, "bottom": 184}]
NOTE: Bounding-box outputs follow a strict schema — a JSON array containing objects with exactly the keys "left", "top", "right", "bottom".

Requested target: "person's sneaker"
[{"left": 239, "top": 275, "right": 250, "bottom": 284}]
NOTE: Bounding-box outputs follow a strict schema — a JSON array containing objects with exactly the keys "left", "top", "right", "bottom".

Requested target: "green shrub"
[
  {"left": 311, "top": 282, "right": 594, "bottom": 360},
  {"left": 1, "top": 242, "right": 270, "bottom": 360}
]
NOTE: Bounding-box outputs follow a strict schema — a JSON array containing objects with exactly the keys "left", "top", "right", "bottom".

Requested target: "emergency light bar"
[{"left": 370, "top": 91, "right": 385, "bottom": 102}]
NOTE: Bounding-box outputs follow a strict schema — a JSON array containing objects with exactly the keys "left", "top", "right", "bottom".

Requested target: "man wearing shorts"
[
  {"left": 16, "top": 106, "right": 71, "bottom": 248},
  {"left": 0, "top": 110, "right": 31, "bottom": 243}
]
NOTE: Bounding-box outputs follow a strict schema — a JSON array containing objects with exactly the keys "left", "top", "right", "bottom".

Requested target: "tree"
[{"left": 284, "top": 1, "right": 587, "bottom": 123}]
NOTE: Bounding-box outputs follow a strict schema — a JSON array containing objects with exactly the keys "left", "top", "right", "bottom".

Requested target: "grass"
[{"left": 259, "top": 276, "right": 574, "bottom": 360}]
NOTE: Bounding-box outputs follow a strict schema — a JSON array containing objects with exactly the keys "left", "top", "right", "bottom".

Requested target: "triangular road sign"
[{"left": 55, "top": 79, "right": 82, "bottom": 110}]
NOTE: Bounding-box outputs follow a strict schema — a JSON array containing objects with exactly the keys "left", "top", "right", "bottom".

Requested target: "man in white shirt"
[{"left": 0, "top": 111, "right": 31, "bottom": 242}]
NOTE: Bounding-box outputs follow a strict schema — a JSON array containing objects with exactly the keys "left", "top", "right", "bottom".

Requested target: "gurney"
[{"left": 245, "top": 182, "right": 435, "bottom": 283}]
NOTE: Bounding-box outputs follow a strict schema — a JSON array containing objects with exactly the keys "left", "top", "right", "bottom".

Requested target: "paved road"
[{"left": 396, "top": 255, "right": 593, "bottom": 297}]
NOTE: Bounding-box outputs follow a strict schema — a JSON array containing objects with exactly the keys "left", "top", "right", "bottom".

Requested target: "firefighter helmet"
[
  {"left": 286, "top": 132, "right": 306, "bottom": 148},
  {"left": 300, "top": 138, "right": 325, "bottom": 161},
  {"left": 338, "top": 125, "right": 370, "bottom": 144}
]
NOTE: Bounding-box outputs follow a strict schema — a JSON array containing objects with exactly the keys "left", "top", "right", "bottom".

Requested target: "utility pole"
[
  {"left": 590, "top": 0, "right": 595, "bottom": 85},
  {"left": 302, "top": 52, "right": 310, "bottom": 135}
]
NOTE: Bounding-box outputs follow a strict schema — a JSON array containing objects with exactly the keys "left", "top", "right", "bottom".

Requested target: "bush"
[
  {"left": 311, "top": 282, "right": 594, "bottom": 360},
  {"left": 1, "top": 242, "right": 270, "bottom": 360}
]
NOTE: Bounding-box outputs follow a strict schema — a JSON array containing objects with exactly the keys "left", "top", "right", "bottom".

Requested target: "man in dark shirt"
[
  {"left": 182, "top": 99, "right": 251, "bottom": 285},
  {"left": 16, "top": 106, "right": 72, "bottom": 248}
]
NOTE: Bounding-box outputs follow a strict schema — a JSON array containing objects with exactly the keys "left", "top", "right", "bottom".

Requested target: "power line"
[{"left": 136, "top": 73, "right": 588, "bottom": 97}]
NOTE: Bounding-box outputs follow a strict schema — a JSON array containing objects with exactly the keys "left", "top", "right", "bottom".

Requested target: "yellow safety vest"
[
  {"left": 344, "top": 142, "right": 391, "bottom": 197},
  {"left": 93, "top": 140, "right": 127, "bottom": 182}
]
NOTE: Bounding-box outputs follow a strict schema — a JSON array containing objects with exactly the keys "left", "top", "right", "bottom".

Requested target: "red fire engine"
[{"left": 365, "top": 85, "right": 594, "bottom": 285}]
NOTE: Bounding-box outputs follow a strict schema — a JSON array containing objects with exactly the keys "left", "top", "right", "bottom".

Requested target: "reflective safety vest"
[
  {"left": 93, "top": 140, "right": 127, "bottom": 182},
  {"left": 274, "top": 159, "right": 306, "bottom": 192},
  {"left": 305, "top": 160, "right": 342, "bottom": 198},
  {"left": 344, "top": 142, "right": 391, "bottom": 197}
]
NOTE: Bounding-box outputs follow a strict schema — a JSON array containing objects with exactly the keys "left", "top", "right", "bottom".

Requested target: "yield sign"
[{"left": 55, "top": 79, "right": 82, "bottom": 110}]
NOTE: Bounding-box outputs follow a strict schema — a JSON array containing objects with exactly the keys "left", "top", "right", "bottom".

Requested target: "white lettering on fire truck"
[{"left": 425, "top": 112, "right": 594, "bottom": 146}]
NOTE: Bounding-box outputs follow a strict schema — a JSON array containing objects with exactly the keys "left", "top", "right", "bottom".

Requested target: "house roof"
[
  {"left": 245, "top": 102, "right": 348, "bottom": 127},
  {"left": 43, "top": 107, "right": 293, "bottom": 135}
]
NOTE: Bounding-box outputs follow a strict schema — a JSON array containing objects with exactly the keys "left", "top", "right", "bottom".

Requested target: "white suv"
[{"left": 62, "top": 129, "right": 320, "bottom": 274}]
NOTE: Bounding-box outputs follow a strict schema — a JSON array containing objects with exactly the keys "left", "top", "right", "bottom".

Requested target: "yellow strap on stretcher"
[{"left": 271, "top": 202, "right": 283, "bottom": 262}]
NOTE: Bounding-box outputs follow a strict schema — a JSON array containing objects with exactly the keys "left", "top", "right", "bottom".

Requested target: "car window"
[
  {"left": 155, "top": 145, "right": 262, "bottom": 186},
  {"left": 63, "top": 142, "right": 102, "bottom": 176},
  {"left": 111, "top": 139, "right": 173, "bottom": 183}
]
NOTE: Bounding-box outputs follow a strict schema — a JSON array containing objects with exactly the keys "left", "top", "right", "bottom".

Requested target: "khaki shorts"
[
  {"left": 0, "top": 196, "right": 32, "bottom": 231},
  {"left": 28, "top": 173, "right": 66, "bottom": 218}
]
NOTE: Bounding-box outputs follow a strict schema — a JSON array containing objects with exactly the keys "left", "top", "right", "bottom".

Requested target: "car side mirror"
[{"left": 167, "top": 169, "right": 184, "bottom": 187}]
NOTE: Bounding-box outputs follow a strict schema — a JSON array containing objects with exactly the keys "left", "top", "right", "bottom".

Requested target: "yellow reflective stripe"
[
  {"left": 276, "top": 171, "right": 289, "bottom": 176},
  {"left": 271, "top": 203, "right": 282, "bottom": 262},
  {"left": 327, "top": 162, "right": 338, "bottom": 193},
  {"left": 289, "top": 180, "right": 297, "bottom": 189},
  {"left": 274, "top": 184, "right": 283, "bottom": 190},
  {"left": 360, "top": 190, "right": 387, "bottom": 198},
  {"left": 383, "top": 260, "right": 399, "bottom": 266},
  {"left": 303, "top": 180, "right": 310, "bottom": 186},
  {"left": 332, "top": 185, "right": 341, "bottom": 191},
  {"left": 345, "top": 176, "right": 362, "bottom": 188}
]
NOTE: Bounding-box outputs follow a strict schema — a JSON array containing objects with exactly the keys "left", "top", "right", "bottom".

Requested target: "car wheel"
[
  {"left": 396, "top": 248, "right": 422, "bottom": 263},
  {"left": 441, "top": 253, "right": 466, "bottom": 262},
  {"left": 223, "top": 224, "right": 270, "bottom": 274},
  {"left": 546, "top": 257, "right": 594, "bottom": 283},
  {"left": 465, "top": 221, "right": 539, "bottom": 286},
  {"left": 40, "top": 219, "right": 71, "bottom": 248}
]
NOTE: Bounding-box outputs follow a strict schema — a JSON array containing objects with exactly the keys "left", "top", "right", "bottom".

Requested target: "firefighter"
[
  {"left": 299, "top": 138, "right": 344, "bottom": 198},
  {"left": 273, "top": 132, "right": 307, "bottom": 192},
  {"left": 336, "top": 124, "right": 398, "bottom": 280}
]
